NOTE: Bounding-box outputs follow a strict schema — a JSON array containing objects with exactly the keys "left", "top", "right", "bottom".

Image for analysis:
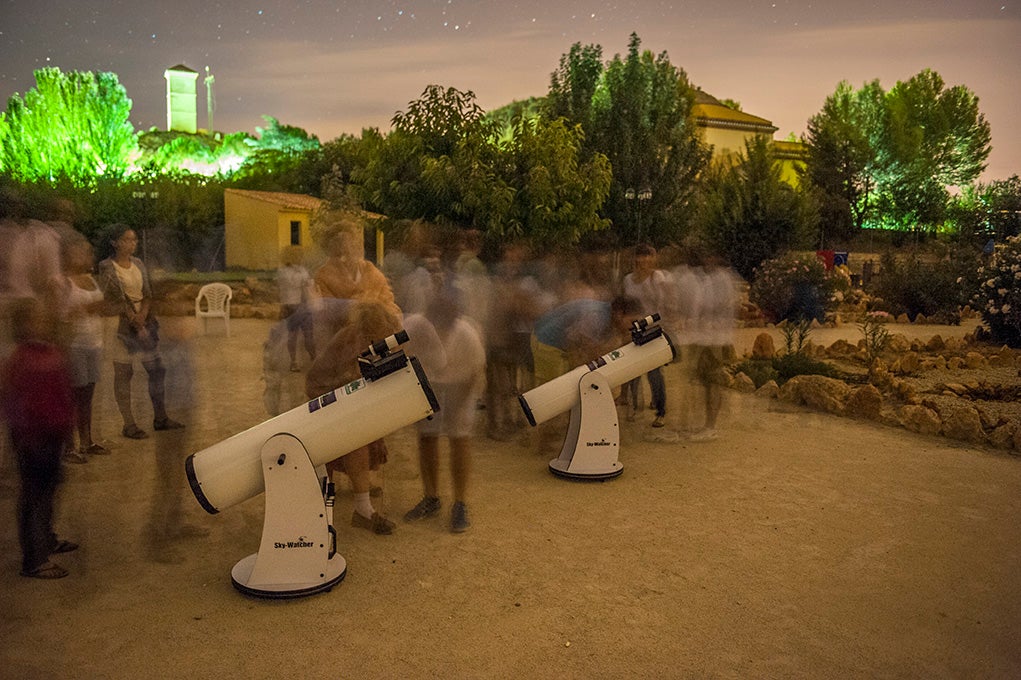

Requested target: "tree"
[
  {"left": 546, "top": 34, "right": 709, "bottom": 246},
  {"left": 0, "top": 67, "right": 138, "bottom": 184},
  {"left": 498, "top": 116, "right": 611, "bottom": 248},
  {"left": 354, "top": 85, "right": 511, "bottom": 232},
  {"left": 949, "top": 175, "right": 1021, "bottom": 241},
  {"left": 804, "top": 80, "right": 884, "bottom": 239},
  {"left": 805, "top": 70, "right": 991, "bottom": 234},
  {"left": 699, "top": 136, "right": 818, "bottom": 281},
  {"left": 878, "top": 69, "right": 991, "bottom": 229},
  {"left": 543, "top": 42, "right": 604, "bottom": 139}
]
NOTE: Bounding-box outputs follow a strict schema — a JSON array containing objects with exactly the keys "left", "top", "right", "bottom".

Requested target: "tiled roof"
[
  {"left": 225, "top": 189, "right": 324, "bottom": 212},
  {"left": 693, "top": 89, "right": 777, "bottom": 133},
  {"left": 165, "top": 64, "right": 198, "bottom": 73}
]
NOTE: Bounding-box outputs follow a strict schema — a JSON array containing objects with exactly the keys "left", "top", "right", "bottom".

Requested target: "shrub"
[
  {"left": 731, "top": 358, "right": 778, "bottom": 388},
  {"left": 858, "top": 311, "right": 891, "bottom": 364},
  {"left": 750, "top": 252, "right": 848, "bottom": 323},
  {"left": 872, "top": 247, "right": 979, "bottom": 323},
  {"left": 972, "top": 235, "right": 1021, "bottom": 347}
]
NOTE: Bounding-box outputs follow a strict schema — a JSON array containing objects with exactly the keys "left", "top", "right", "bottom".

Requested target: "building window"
[{"left": 290, "top": 221, "right": 301, "bottom": 246}]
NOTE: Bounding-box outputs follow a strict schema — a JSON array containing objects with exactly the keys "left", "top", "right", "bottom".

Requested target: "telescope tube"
[
  {"left": 518, "top": 332, "right": 675, "bottom": 427},
  {"left": 186, "top": 357, "right": 438, "bottom": 514}
]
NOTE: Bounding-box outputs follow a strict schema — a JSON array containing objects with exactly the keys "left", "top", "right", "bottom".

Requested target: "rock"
[
  {"left": 894, "top": 351, "right": 920, "bottom": 375},
  {"left": 943, "top": 337, "right": 964, "bottom": 352},
  {"left": 732, "top": 372, "right": 756, "bottom": 393},
  {"left": 891, "top": 380, "right": 918, "bottom": 404},
  {"left": 926, "top": 334, "right": 945, "bottom": 351},
  {"left": 1013, "top": 427, "right": 1021, "bottom": 455},
  {"left": 845, "top": 384, "right": 883, "bottom": 420},
  {"left": 751, "top": 333, "right": 775, "bottom": 359},
  {"left": 827, "top": 339, "right": 856, "bottom": 355},
  {"left": 755, "top": 380, "right": 779, "bottom": 399},
  {"left": 947, "top": 357, "right": 965, "bottom": 371},
  {"left": 988, "top": 354, "right": 1010, "bottom": 368},
  {"left": 940, "top": 404, "right": 986, "bottom": 445},
  {"left": 989, "top": 423, "right": 1016, "bottom": 450},
  {"left": 896, "top": 313, "right": 910, "bottom": 324},
  {"left": 965, "top": 352, "right": 989, "bottom": 370},
  {"left": 898, "top": 405, "right": 942, "bottom": 436},
  {"left": 915, "top": 313, "right": 928, "bottom": 324},
  {"left": 941, "top": 383, "right": 970, "bottom": 396},
  {"left": 887, "top": 334, "right": 911, "bottom": 352},
  {"left": 778, "top": 375, "right": 851, "bottom": 415}
]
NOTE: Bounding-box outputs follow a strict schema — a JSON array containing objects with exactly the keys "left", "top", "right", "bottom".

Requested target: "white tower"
[{"left": 164, "top": 64, "right": 198, "bottom": 134}]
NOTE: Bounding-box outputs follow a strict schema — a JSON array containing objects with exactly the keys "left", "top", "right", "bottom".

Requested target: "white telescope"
[
  {"left": 185, "top": 330, "right": 439, "bottom": 598},
  {"left": 518, "top": 315, "right": 675, "bottom": 479}
]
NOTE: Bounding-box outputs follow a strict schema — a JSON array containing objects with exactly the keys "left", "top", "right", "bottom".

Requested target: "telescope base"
[
  {"left": 231, "top": 553, "right": 347, "bottom": 599},
  {"left": 548, "top": 458, "right": 623, "bottom": 480}
]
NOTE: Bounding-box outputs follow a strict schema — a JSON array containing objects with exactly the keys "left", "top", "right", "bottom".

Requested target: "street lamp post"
[
  {"left": 131, "top": 188, "right": 159, "bottom": 263},
  {"left": 625, "top": 187, "right": 652, "bottom": 244}
]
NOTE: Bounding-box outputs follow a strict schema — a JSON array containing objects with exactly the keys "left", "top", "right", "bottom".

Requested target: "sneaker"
[
  {"left": 644, "top": 429, "right": 680, "bottom": 443},
  {"left": 62, "top": 451, "right": 88, "bottom": 464},
  {"left": 403, "top": 496, "right": 441, "bottom": 522},
  {"left": 651, "top": 416, "right": 665, "bottom": 428},
  {"left": 153, "top": 418, "right": 185, "bottom": 431},
  {"left": 690, "top": 429, "right": 719, "bottom": 442},
  {"left": 450, "top": 501, "right": 470, "bottom": 533},
  {"left": 51, "top": 539, "right": 79, "bottom": 554},
  {"left": 21, "top": 561, "right": 68, "bottom": 579},
  {"left": 85, "top": 443, "right": 110, "bottom": 455},
  {"left": 351, "top": 511, "right": 395, "bottom": 535},
  {"left": 122, "top": 425, "right": 148, "bottom": 439}
]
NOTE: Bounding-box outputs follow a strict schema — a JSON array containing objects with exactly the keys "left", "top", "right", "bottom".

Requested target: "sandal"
[
  {"left": 86, "top": 443, "right": 110, "bottom": 455},
  {"left": 122, "top": 425, "right": 148, "bottom": 439},
  {"left": 51, "top": 539, "right": 79, "bottom": 554},
  {"left": 21, "top": 561, "right": 68, "bottom": 579}
]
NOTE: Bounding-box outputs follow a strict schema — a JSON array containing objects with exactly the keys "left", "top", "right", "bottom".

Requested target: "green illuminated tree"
[
  {"left": 805, "top": 69, "right": 991, "bottom": 233},
  {"left": 699, "top": 135, "right": 819, "bottom": 281},
  {"left": 804, "top": 80, "right": 884, "bottom": 238},
  {"left": 0, "top": 67, "right": 138, "bottom": 184}
]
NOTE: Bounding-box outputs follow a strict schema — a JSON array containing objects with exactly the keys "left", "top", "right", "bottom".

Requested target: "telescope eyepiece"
[
  {"left": 631, "top": 313, "right": 660, "bottom": 332},
  {"left": 361, "top": 330, "right": 410, "bottom": 359}
]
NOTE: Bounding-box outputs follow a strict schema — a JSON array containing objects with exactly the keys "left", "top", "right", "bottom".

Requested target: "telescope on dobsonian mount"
[
  {"left": 518, "top": 314, "right": 675, "bottom": 480},
  {"left": 185, "top": 330, "right": 439, "bottom": 599}
]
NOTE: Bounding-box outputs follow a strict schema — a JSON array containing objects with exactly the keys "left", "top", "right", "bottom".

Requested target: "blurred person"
[
  {"left": 59, "top": 236, "right": 108, "bottom": 462},
  {"left": 276, "top": 245, "right": 315, "bottom": 372},
  {"left": 689, "top": 254, "right": 739, "bottom": 442},
  {"left": 622, "top": 244, "right": 673, "bottom": 428},
  {"left": 305, "top": 301, "right": 402, "bottom": 535},
  {"left": 97, "top": 225, "right": 183, "bottom": 440},
  {"left": 483, "top": 242, "right": 544, "bottom": 441},
  {"left": 144, "top": 310, "right": 208, "bottom": 562},
  {"left": 529, "top": 295, "right": 642, "bottom": 453},
  {"left": 1, "top": 298, "right": 78, "bottom": 579},
  {"left": 313, "top": 220, "right": 400, "bottom": 319},
  {"left": 402, "top": 287, "right": 486, "bottom": 533},
  {"left": 262, "top": 297, "right": 353, "bottom": 417}
]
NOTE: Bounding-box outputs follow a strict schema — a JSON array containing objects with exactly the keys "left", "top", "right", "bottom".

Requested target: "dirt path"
[{"left": 1, "top": 319, "right": 1018, "bottom": 678}]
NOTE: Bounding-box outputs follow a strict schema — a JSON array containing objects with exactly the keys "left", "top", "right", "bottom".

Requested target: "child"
[{"left": 1, "top": 298, "right": 78, "bottom": 579}]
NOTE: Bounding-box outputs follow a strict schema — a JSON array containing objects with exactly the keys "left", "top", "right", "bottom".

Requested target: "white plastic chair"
[{"left": 195, "top": 282, "right": 233, "bottom": 336}]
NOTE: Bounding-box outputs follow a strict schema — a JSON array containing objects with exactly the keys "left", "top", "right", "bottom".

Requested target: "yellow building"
[
  {"left": 692, "top": 90, "right": 807, "bottom": 186},
  {"left": 224, "top": 189, "right": 325, "bottom": 271}
]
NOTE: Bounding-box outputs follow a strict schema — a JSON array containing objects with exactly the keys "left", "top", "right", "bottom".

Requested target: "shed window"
[{"left": 290, "top": 221, "right": 301, "bottom": 245}]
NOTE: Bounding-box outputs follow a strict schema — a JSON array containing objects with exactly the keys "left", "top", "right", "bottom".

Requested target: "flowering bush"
[
  {"left": 972, "top": 235, "right": 1021, "bottom": 347},
  {"left": 750, "top": 252, "right": 849, "bottom": 323}
]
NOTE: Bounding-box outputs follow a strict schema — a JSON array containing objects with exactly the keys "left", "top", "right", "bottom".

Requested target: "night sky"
[{"left": 1, "top": 1, "right": 1018, "bottom": 181}]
